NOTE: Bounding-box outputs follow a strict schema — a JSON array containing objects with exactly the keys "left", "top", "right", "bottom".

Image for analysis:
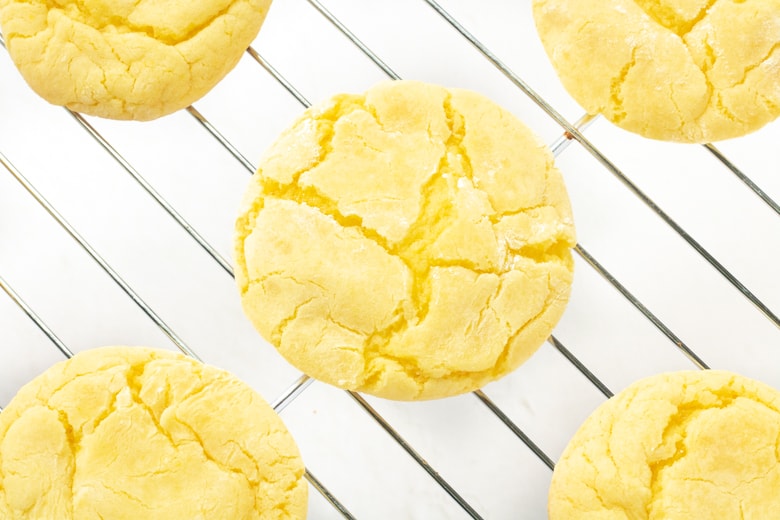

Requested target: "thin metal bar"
[
  {"left": 348, "top": 391, "right": 484, "bottom": 520},
  {"left": 704, "top": 144, "right": 780, "bottom": 216},
  {"left": 548, "top": 336, "right": 613, "bottom": 398},
  {"left": 64, "top": 111, "right": 234, "bottom": 277},
  {"left": 246, "top": 47, "right": 312, "bottom": 108},
  {"left": 472, "top": 390, "right": 555, "bottom": 470},
  {"left": 5, "top": 42, "right": 242, "bottom": 279},
  {"left": 423, "top": 0, "right": 780, "bottom": 330},
  {"left": 73, "top": 108, "right": 247, "bottom": 280},
  {"left": 0, "top": 151, "right": 201, "bottom": 361},
  {"left": 272, "top": 374, "right": 314, "bottom": 412},
  {"left": 572, "top": 241, "right": 701, "bottom": 364},
  {"left": 550, "top": 114, "right": 598, "bottom": 157},
  {"left": 5, "top": 29, "right": 232, "bottom": 279},
  {"left": 574, "top": 243, "right": 709, "bottom": 369},
  {"left": 306, "top": 0, "right": 401, "bottom": 80},
  {"left": 552, "top": 114, "right": 780, "bottom": 220},
  {"left": 186, "top": 106, "right": 257, "bottom": 175},
  {"left": 0, "top": 274, "right": 74, "bottom": 358},
  {"left": 304, "top": 469, "right": 357, "bottom": 520}
]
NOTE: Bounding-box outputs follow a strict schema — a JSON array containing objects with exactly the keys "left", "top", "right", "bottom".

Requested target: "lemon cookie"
[
  {"left": 0, "top": 0, "right": 272, "bottom": 120},
  {"left": 0, "top": 346, "right": 307, "bottom": 519},
  {"left": 234, "top": 80, "right": 576, "bottom": 401},
  {"left": 549, "top": 370, "right": 780, "bottom": 519},
  {"left": 533, "top": 0, "right": 780, "bottom": 142}
]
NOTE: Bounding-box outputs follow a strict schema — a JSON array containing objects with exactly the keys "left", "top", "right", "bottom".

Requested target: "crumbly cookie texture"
[
  {"left": 0, "top": 346, "right": 307, "bottom": 519},
  {"left": 235, "top": 80, "right": 576, "bottom": 401},
  {"left": 533, "top": 0, "right": 780, "bottom": 143},
  {"left": 549, "top": 370, "right": 780, "bottom": 519},
  {"left": 0, "top": 0, "right": 272, "bottom": 120}
]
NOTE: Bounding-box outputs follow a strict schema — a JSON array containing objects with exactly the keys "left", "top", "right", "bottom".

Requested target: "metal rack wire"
[{"left": 1, "top": 1, "right": 778, "bottom": 517}]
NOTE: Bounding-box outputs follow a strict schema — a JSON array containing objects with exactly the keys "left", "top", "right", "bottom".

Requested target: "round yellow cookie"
[
  {"left": 234, "top": 80, "right": 576, "bottom": 401},
  {"left": 549, "top": 370, "right": 780, "bottom": 519},
  {"left": 0, "top": 0, "right": 272, "bottom": 120},
  {"left": 533, "top": 0, "right": 780, "bottom": 143},
  {"left": 0, "top": 346, "right": 307, "bottom": 519}
]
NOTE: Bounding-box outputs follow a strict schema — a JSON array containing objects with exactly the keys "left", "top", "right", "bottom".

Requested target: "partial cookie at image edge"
[
  {"left": 532, "top": 0, "right": 780, "bottom": 143},
  {"left": 0, "top": 345, "right": 308, "bottom": 519},
  {"left": 549, "top": 369, "right": 780, "bottom": 519},
  {"left": 0, "top": 0, "right": 273, "bottom": 120}
]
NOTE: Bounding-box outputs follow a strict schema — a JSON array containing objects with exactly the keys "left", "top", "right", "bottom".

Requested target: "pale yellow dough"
[
  {"left": 533, "top": 0, "right": 780, "bottom": 142},
  {"left": 0, "top": 346, "right": 307, "bottom": 519},
  {"left": 0, "top": 0, "right": 272, "bottom": 120},
  {"left": 235, "top": 80, "right": 576, "bottom": 401},
  {"left": 549, "top": 370, "right": 780, "bottom": 519}
]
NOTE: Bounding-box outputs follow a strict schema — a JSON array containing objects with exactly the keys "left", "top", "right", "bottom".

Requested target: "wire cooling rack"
[{"left": 1, "top": 0, "right": 778, "bottom": 517}]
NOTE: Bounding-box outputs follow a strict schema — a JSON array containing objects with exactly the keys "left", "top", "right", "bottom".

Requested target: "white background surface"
[{"left": 1, "top": 0, "right": 779, "bottom": 518}]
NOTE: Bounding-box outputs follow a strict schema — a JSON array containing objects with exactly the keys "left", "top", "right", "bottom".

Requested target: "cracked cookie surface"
[
  {"left": 533, "top": 0, "right": 780, "bottom": 142},
  {"left": 549, "top": 370, "right": 780, "bottom": 519},
  {"left": 0, "top": 0, "right": 272, "bottom": 120},
  {"left": 0, "top": 346, "right": 307, "bottom": 519},
  {"left": 234, "top": 80, "right": 576, "bottom": 401}
]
